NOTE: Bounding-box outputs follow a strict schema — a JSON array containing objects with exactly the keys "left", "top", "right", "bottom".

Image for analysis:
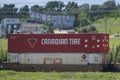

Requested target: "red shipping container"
[
  {"left": 87, "top": 34, "right": 109, "bottom": 53},
  {"left": 8, "top": 34, "right": 109, "bottom": 53}
]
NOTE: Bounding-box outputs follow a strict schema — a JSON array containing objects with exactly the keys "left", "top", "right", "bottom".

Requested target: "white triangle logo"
[{"left": 27, "top": 37, "right": 38, "bottom": 48}]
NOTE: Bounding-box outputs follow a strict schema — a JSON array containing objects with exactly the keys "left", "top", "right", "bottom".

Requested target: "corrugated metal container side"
[
  {"left": 88, "top": 54, "right": 103, "bottom": 64},
  {"left": 8, "top": 53, "right": 18, "bottom": 63},
  {"left": 8, "top": 34, "right": 109, "bottom": 53},
  {"left": 88, "top": 53, "right": 108, "bottom": 64},
  {"left": 8, "top": 53, "right": 108, "bottom": 64},
  {"left": 18, "top": 53, "right": 88, "bottom": 65},
  {"left": 8, "top": 35, "right": 21, "bottom": 52}
]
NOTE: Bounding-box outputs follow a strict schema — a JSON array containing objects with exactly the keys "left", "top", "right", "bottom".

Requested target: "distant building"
[
  {"left": 53, "top": 30, "right": 78, "bottom": 34},
  {"left": 21, "top": 23, "right": 42, "bottom": 34},
  {"left": 1, "top": 18, "right": 21, "bottom": 37},
  {"left": 31, "top": 12, "right": 75, "bottom": 29}
]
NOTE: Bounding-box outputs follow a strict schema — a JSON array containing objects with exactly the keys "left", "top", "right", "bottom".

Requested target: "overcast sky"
[{"left": 0, "top": 0, "right": 120, "bottom": 8}]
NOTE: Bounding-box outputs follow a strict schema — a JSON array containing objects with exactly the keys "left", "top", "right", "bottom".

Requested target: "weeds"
[{"left": 0, "top": 48, "right": 7, "bottom": 62}]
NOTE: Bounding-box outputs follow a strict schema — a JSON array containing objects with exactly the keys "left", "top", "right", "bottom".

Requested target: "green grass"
[
  {"left": 0, "top": 39, "right": 8, "bottom": 61},
  {"left": 94, "top": 17, "right": 120, "bottom": 34},
  {"left": 109, "top": 37, "right": 120, "bottom": 62},
  {"left": 0, "top": 39, "right": 7, "bottom": 49},
  {"left": 0, "top": 70, "right": 120, "bottom": 80},
  {"left": 76, "top": 17, "right": 120, "bottom": 35},
  {"left": 109, "top": 37, "right": 120, "bottom": 49}
]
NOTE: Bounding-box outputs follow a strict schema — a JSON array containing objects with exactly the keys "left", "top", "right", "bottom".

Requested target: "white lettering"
[
  {"left": 41, "top": 38, "right": 80, "bottom": 45},
  {"left": 41, "top": 38, "right": 68, "bottom": 45},
  {"left": 69, "top": 38, "right": 80, "bottom": 45}
]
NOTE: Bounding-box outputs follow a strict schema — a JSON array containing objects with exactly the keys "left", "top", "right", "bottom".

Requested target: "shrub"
[{"left": 0, "top": 48, "right": 7, "bottom": 62}]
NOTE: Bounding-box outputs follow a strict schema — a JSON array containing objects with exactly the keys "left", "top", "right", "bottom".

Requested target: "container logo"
[
  {"left": 82, "top": 55, "right": 87, "bottom": 59},
  {"left": 27, "top": 37, "right": 38, "bottom": 48}
]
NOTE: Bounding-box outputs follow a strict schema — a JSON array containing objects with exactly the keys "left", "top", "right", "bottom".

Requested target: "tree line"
[{"left": 0, "top": 0, "right": 120, "bottom": 27}]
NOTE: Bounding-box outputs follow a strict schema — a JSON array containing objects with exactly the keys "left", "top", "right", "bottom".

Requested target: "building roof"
[
  {"left": 53, "top": 30, "right": 78, "bottom": 34},
  {"left": 21, "top": 23, "right": 41, "bottom": 28}
]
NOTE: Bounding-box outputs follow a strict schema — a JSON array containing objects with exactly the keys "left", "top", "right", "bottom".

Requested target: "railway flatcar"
[{"left": 1, "top": 34, "right": 109, "bottom": 71}]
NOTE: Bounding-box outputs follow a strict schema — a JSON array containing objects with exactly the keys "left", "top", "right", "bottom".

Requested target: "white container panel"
[
  {"left": 18, "top": 53, "right": 88, "bottom": 65},
  {"left": 8, "top": 53, "right": 18, "bottom": 63},
  {"left": 33, "top": 54, "right": 44, "bottom": 64},
  {"left": 61, "top": 54, "right": 68, "bottom": 64},
  {"left": 65, "top": 53, "right": 87, "bottom": 65},
  {"left": 24, "top": 54, "right": 31, "bottom": 64},
  {"left": 18, "top": 54, "right": 25, "bottom": 64},
  {"left": 10, "top": 53, "right": 106, "bottom": 64},
  {"left": 30, "top": 54, "right": 38, "bottom": 64},
  {"left": 67, "top": 54, "right": 75, "bottom": 64},
  {"left": 88, "top": 54, "right": 103, "bottom": 64},
  {"left": 60, "top": 53, "right": 88, "bottom": 65},
  {"left": 44, "top": 53, "right": 62, "bottom": 64},
  {"left": 74, "top": 55, "right": 79, "bottom": 64},
  {"left": 19, "top": 53, "right": 45, "bottom": 64},
  {"left": 74, "top": 54, "right": 88, "bottom": 64}
]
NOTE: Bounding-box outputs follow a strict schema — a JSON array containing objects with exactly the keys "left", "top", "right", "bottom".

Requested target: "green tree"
[
  {"left": 90, "top": 4, "right": 103, "bottom": 20},
  {"left": 81, "top": 28, "right": 88, "bottom": 33},
  {"left": 66, "top": 1, "right": 79, "bottom": 13},
  {"left": 31, "top": 5, "right": 44, "bottom": 12},
  {"left": 103, "top": 0, "right": 117, "bottom": 10},
  {"left": 88, "top": 25, "right": 97, "bottom": 33},
  {"left": 114, "top": 44, "right": 120, "bottom": 63},
  {"left": 91, "top": 5, "right": 102, "bottom": 11},
  {"left": 77, "top": 12, "right": 91, "bottom": 27},
  {"left": 18, "top": 5, "right": 30, "bottom": 21},
  {"left": 45, "top": 1, "right": 65, "bottom": 12},
  {"left": 102, "top": 0, "right": 117, "bottom": 17},
  {"left": 80, "top": 3, "right": 90, "bottom": 13},
  {"left": 77, "top": 3, "right": 91, "bottom": 26},
  {"left": 0, "top": 4, "right": 18, "bottom": 20}
]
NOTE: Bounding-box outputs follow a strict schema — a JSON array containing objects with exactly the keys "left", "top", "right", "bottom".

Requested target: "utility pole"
[{"left": 104, "top": 17, "right": 107, "bottom": 33}]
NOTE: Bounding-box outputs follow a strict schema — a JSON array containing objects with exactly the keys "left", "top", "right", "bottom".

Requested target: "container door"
[
  {"left": 8, "top": 53, "right": 18, "bottom": 63},
  {"left": 88, "top": 54, "right": 103, "bottom": 64}
]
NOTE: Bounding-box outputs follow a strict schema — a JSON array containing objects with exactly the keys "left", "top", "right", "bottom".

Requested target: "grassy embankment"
[
  {"left": 76, "top": 17, "right": 120, "bottom": 35},
  {"left": 0, "top": 70, "right": 120, "bottom": 80},
  {"left": 94, "top": 17, "right": 120, "bottom": 35}
]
